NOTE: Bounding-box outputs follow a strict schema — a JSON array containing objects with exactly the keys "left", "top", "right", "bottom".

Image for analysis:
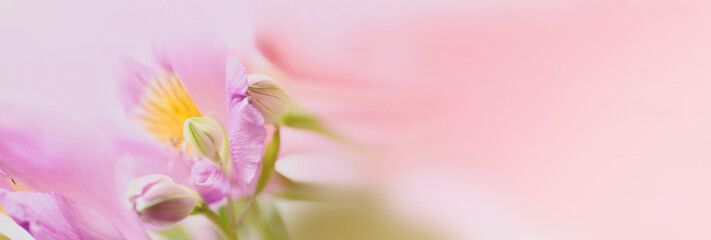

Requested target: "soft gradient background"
[{"left": 3, "top": 0, "right": 711, "bottom": 239}]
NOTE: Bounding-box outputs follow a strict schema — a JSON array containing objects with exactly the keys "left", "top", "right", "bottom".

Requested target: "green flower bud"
[
  {"left": 183, "top": 117, "right": 223, "bottom": 163},
  {"left": 247, "top": 74, "right": 292, "bottom": 123}
]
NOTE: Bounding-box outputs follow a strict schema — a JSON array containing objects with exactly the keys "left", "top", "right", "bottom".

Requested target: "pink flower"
[
  {"left": 0, "top": 2, "right": 265, "bottom": 239},
  {"left": 118, "top": 44, "right": 266, "bottom": 198},
  {"left": 0, "top": 40, "right": 267, "bottom": 238}
]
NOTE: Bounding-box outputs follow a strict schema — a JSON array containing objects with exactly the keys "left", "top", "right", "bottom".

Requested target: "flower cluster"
[{"left": 0, "top": 51, "right": 321, "bottom": 240}]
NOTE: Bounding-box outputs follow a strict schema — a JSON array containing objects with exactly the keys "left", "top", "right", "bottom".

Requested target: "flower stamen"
[
  {"left": 135, "top": 72, "right": 202, "bottom": 148},
  {"left": 0, "top": 163, "right": 26, "bottom": 191}
]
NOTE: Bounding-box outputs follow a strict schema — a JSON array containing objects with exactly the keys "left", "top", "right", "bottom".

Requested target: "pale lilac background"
[{"left": 3, "top": 0, "right": 711, "bottom": 239}]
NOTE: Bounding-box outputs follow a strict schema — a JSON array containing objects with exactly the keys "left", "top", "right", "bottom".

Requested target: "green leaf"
[
  {"left": 266, "top": 203, "right": 289, "bottom": 240},
  {"left": 244, "top": 199, "right": 289, "bottom": 240},
  {"left": 256, "top": 127, "right": 280, "bottom": 194}
]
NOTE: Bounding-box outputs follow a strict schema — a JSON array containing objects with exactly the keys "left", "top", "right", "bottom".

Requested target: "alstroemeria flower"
[
  {"left": 0, "top": 40, "right": 271, "bottom": 239},
  {"left": 0, "top": 190, "right": 125, "bottom": 240},
  {"left": 118, "top": 43, "right": 266, "bottom": 198}
]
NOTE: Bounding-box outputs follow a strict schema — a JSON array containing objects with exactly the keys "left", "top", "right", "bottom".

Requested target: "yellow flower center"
[{"left": 135, "top": 72, "right": 202, "bottom": 149}]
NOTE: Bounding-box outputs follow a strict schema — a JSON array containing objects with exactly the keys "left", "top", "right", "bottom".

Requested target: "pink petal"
[
  {"left": 0, "top": 104, "right": 149, "bottom": 239},
  {"left": 113, "top": 136, "right": 193, "bottom": 189},
  {"left": 191, "top": 160, "right": 230, "bottom": 204},
  {"left": 226, "top": 57, "right": 249, "bottom": 102},
  {"left": 115, "top": 57, "right": 156, "bottom": 115},
  {"left": 226, "top": 60, "right": 266, "bottom": 196},
  {"left": 0, "top": 190, "right": 125, "bottom": 240},
  {"left": 154, "top": 37, "right": 230, "bottom": 119}
]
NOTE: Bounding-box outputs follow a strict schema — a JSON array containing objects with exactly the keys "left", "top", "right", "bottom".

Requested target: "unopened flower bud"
[
  {"left": 183, "top": 117, "right": 224, "bottom": 163},
  {"left": 126, "top": 174, "right": 200, "bottom": 227},
  {"left": 247, "top": 74, "right": 292, "bottom": 123}
]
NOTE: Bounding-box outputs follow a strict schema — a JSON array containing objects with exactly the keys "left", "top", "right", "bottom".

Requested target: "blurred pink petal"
[
  {"left": 113, "top": 136, "right": 193, "bottom": 194},
  {"left": 116, "top": 57, "right": 157, "bottom": 115},
  {"left": 0, "top": 190, "right": 125, "bottom": 240},
  {"left": 154, "top": 37, "right": 230, "bottom": 119},
  {"left": 0, "top": 104, "right": 149, "bottom": 239},
  {"left": 254, "top": 1, "right": 711, "bottom": 239}
]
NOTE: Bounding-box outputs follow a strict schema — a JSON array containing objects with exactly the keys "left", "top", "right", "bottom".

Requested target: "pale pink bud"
[
  {"left": 125, "top": 174, "right": 199, "bottom": 227},
  {"left": 247, "top": 74, "right": 292, "bottom": 123}
]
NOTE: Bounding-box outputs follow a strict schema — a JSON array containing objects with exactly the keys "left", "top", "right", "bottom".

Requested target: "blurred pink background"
[{"left": 3, "top": 0, "right": 711, "bottom": 239}]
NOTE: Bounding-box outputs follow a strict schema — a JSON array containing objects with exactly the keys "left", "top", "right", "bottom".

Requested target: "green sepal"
[
  {"left": 256, "top": 126, "right": 281, "bottom": 194},
  {"left": 278, "top": 109, "right": 356, "bottom": 147},
  {"left": 278, "top": 110, "right": 329, "bottom": 136}
]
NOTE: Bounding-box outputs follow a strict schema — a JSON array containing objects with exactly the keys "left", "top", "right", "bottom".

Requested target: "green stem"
[
  {"left": 227, "top": 195, "right": 236, "bottom": 229},
  {"left": 255, "top": 126, "right": 281, "bottom": 194},
  {"left": 234, "top": 194, "right": 256, "bottom": 228},
  {"left": 196, "top": 204, "right": 238, "bottom": 240}
]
